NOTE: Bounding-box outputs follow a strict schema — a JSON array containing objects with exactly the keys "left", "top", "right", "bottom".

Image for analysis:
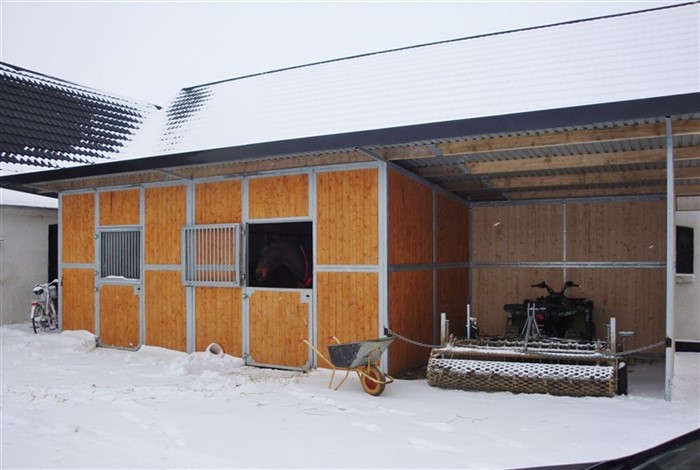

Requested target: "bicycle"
[{"left": 30, "top": 279, "right": 59, "bottom": 334}]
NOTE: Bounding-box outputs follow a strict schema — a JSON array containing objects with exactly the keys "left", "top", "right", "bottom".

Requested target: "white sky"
[{"left": 0, "top": 1, "right": 685, "bottom": 106}]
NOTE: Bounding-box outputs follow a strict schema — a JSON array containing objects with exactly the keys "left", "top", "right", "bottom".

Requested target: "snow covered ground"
[{"left": 1, "top": 323, "right": 698, "bottom": 469}]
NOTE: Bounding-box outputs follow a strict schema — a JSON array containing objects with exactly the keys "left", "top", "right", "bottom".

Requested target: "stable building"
[{"left": 1, "top": 4, "right": 698, "bottom": 394}]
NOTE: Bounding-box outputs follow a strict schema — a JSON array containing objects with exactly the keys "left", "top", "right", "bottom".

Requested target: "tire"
[
  {"left": 360, "top": 365, "right": 387, "bottom": 396},
  {"left": 31, "top": 304, "right": 45, "bottom": 334},
  {"left": 48, "top": 301, "right": 58, "bottom": 330}
]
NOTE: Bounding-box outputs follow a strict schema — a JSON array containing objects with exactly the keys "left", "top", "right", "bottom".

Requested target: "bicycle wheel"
[
  {"left": 31, "top": 304, "right": 45, "bottom": 334},
  {"left": 48, "top": 301, "right": 58, "bottom": 330}
]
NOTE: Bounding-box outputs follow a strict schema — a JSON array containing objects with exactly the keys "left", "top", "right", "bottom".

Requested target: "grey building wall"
[
  {"left": 676, "top": 199, "right": 700, "bottom": 342},
  {"left": 0, "top": 205, "right": 57, "bottom": 325}
]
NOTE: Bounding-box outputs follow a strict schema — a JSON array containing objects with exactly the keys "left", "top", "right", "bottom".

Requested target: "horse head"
[{"left": 255, "top": 240, "right": 312, "bottom": 287}]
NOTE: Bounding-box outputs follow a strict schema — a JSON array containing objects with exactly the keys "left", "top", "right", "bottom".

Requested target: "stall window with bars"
[
  {"left": 99, "top": 229, "right": 141, "bottom": 280},
  {"left": 182, "top": 224, "right": 240, "bottom": 286}
]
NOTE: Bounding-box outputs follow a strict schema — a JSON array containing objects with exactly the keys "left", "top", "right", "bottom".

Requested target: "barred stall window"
[
  {"left": 182, "top": 224, "right": 241, "bottom": 287},
  {"left": 99, "top": 229, "right": 141, "bottom": 280}
]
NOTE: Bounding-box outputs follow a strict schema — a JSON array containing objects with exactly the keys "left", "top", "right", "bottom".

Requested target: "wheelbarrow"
[{"left": 303, "top": 336, "right": 395, "bottom": 396}]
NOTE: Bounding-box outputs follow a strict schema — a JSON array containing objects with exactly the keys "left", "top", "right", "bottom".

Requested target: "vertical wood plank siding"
[
  {"left": 567, "top": 268, "right": 665, "bottom": 352},
  {"left": 99, "top": 190, "right": 140, "bottom": 226},
  {"left": 436, "top": 193, "right": 469, "bottom": 264},
  {"left": 194, "top": 180, "right": 243, "bottom": 355},
  {"left": 62, "top": 193, "right": 94, "bottom": 263},
  {"left": 388, "top": 171, "right": 433, "bottom": 265},
  {"left": 99, "top": 284, "right": 140, "bottom": 348},
  {"left": 316, "top": 271, "right": 379, "bottom": 368},
  {"left": 471, "top": 204, "right": 564, "bottom": 262},
  {"left": 248, "top": 290, "right": 309, "bottom": 368},
  {"left": 567, "top": 200, "right": 665, "bottom": 262},
  {"left": 316, "top": 169, "right": 378, "bottom": 265},
  {"left": 471, "top": 267, "right": 563, "bottom": 336},
  {"left": 195, "top": 180, "right": 242, "bottom": 224},
  {"left": 145, "top": 185, "right": 187, "bottom": 265},
  {"left": 248, "top": 174, "right": 308, "bottom": 219},
  {"left": 61, "top": 268, "right": 95, "bottom": 332},
  {"left": 388, "top": 270, "right": 434, "bottom": 374},
  {"left": 195, "top": 287, "right": 242, "bottom": 356},
  {"left": 437, "top": 268, "right": 469, "bottom": 337},
  {"left": 470, "top": 199, "right": 666, "bottom": 345},
  {"left": 145, "top": 270, "right": 187, "bottom": 351}
]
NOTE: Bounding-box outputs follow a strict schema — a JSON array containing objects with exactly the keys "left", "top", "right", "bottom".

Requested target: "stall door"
[
  {"left": 246, "top": 289, "right": 311, "bottom": 369},
  {"left": 98, "top": 284, "right": 141, "bottom": 349}
]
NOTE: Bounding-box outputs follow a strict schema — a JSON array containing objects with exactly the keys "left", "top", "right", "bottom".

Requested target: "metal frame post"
[{"left": 664, "top": 117, "right": 675, "bottom": 401}]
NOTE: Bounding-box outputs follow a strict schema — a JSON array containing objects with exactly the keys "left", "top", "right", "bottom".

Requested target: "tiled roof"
[
  {"left": 156, "top": 3, "right": 698, "bottom": 155},
  {"left": 0, "top": 62, "right": 158, "bottom": 176}
]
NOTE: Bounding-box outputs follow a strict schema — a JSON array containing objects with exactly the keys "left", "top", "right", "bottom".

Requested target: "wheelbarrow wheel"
[{"left": 360, "top": 365, "right": 386, "bottom": 396}]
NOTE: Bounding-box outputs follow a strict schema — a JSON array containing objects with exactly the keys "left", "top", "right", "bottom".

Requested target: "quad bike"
[{"left": 503, "top": 281, "right": 594, "bottom": 340}]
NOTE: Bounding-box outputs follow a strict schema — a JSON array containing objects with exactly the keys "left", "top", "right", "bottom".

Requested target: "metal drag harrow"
[{"left": 303, "top": 336, "right": 395, "bottom": 396}]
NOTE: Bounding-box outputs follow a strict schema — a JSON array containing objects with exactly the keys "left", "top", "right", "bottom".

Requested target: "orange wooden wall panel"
[
  {"left": 315, "top": 271, "right": 379, "bottom": 368},
  {"left": 568, "top": 268, "right": 665, "bottom": 353},
  {"left": 145, "top": 185, "right": 187, "bottom": 265},
  {"left": 388, "top": 270, "right": 434, "bottom": 374},
  {"left": 470, "top": 267, "right": 563, "bottom": 337},
  {"left": 61, "top": 268, "right": 95, "bottom": 332},
  {"left": 248, "top": 290, "right": 309, "bottom": 368},
  {"left": 316, "top": 169, "right": 378, "bottom": 265},
  {"left": 195, "top": 287, "right": 243, "bottom": 356},
  {"left": 145, "top": 270, "right": 186, "bottom": 351},
  {"left": 195, "top": 180, "right": 242, "bottom": 224},
  {"left": 62, "top": 193, "right": 95, "bottom": 264},
  {"left": 567, "top": 200, "right": 665, "bottom": 262},
  {"left": 436, "top": 193, "right": 468, "bottom": 264},
  {"left": 99, "top": 284, "right": 140, "bottom": 348},
  {"left": 99, "top": 189, "right": 140, "bottom": 226},
  {"left": 437, "top": 268, "right": 469, "bottom": 337},
  {"left": 248, "top": 174, "right": 308, "bottom": 219},
  {"left": 471, "top": 204, "right": 563, "bottom": 262},
  {"left": 388, "top": 171, "right": 433, "bottom": 265}
]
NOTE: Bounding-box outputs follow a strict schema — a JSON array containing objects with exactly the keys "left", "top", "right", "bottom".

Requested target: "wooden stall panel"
[
  {"left": 437, "top": 268, "right": 469, "bottom": 337},
  {"left": 436, "top": 194, "right": 469, "bottom": 264},
  {"left": 99, "top": 284, "right": 140, "bottom": 348},
  {"left": 388, "top": 270, "right": 433, "bottom": 375},
  {"left": 248, "top": 174, "right": 308, "bottom": 219},
  {"left": 145, "top": 185, "right": 186, "bottom": 265},
  {"left": 471, "top": 267, "right": 563, "bottom": 337},
  {"left": 62, "top": 193, "right": 94, "bottom": 264},
  {"left": 389, "top": 171, "right": 433, "bottom": 265},
  {"left": 195, "top": 287, "right": 243, "bottom": 356},
  {"left": 195, "top": 180, "right": 242, "bottom": 224},
  {"left": 99, "top": 189, "right": 140, "bottom": 226},
  {"left": 145, "top": 271, "right": 186, "bottom": 351},
  {"left": 61, "top": 268, "right": 95, "bottom": 332},
  {"left": 316, "top": 272, "right": 379, "bottom": 368},
  {"left": 248, "top": 290, "right": 309, "bottom": 368},
  {"left": 471, "top": 204, "right": 563, "bottom": 263},
  {"left": 567, "top": 200, "right": 665, "bottom": 262},
  {"left": 568, "top": 268, "right": 665, "bottom": 353},
  {"left": 317, "top": 169, "right": 378, "bottom": 265}
]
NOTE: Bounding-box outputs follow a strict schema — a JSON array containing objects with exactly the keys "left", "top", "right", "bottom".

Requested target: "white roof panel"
[{"left": 157, "top": 4, "right": 699, "bottom": 155}]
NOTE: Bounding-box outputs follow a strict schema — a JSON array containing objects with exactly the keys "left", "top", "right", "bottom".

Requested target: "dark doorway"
[
  {"left": 248, "top": 222, "right": 312, "bottom": 288},
  {"left": 48, "top": 224, "right": 58, "bottom": 282}
]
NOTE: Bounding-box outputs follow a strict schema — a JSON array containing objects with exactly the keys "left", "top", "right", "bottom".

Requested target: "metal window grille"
[
  {"left": 99, "top": 229, "right": 141, "bottom": 280},
  {"left": 182, "top": 224, "right": 240, "bottom": 287}
]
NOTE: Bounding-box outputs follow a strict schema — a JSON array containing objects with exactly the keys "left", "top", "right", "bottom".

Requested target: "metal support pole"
[{"left": 664, "top": 116, "right": 675, "bottom": 402}]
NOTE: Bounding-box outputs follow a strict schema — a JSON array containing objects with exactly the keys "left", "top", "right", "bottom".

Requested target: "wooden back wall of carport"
[{"left": 470, "top": 198, "right": 665, "bottom": 352}]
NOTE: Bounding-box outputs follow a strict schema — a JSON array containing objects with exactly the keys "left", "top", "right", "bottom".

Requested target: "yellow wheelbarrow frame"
[{"left": 303, "top": 336, "right": 395, "bottom": 396}]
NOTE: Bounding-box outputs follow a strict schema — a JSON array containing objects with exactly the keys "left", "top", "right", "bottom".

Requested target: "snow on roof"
[
  {"left": 0, "top": 62, "right": 159, "bottom": 178},
  {"left": 157, "top": 3, "right": 699, "bottom": 155}
]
